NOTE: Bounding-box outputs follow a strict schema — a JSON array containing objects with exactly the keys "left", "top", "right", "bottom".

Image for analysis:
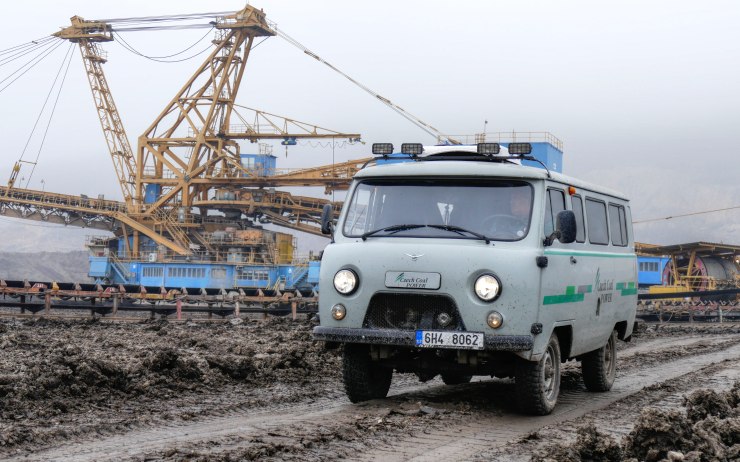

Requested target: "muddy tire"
[
  {"left": 342, "top": 343, "right": 392, "bottom": 403},
  {"left": 514, "top": 334, "right": 561, "bottom": 415},
  {"left": 441, "top": 373, "right": 472, "bottom": 385},
  {"left": 581, "top": 329, "right": 617, "bottom": 392}
]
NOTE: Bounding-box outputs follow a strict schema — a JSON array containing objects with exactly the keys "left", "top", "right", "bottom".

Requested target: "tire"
[
  {"left": 515, "top": 334, "right": 561, "bottom": 415},
  {"left": 441, "top": 373, "right": 472, "bottom": 385},
  {"left": 342, "top": 343, "right": 392, "bottom": 403},
  {"left": 581, "top": 329, "right": 617, "bottom": 392}
]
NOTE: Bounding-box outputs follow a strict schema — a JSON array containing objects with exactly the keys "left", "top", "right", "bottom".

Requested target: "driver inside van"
[
  {"left": 506, "top": 186, "right": 531, "bottom": 238},
  {"left": 484, "top": 186, "right": 531, "bottom": 239}
]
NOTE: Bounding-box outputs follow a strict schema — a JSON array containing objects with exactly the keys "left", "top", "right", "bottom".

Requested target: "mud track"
[{"left": 2, "top": 320, "right": 739, "bottom": 461}]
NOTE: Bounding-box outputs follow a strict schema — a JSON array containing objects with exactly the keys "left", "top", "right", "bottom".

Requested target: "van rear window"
[
  {"left": 585, "top": 199, "right": 609, "bottom": 245},
  {"left": 609, "top": 204, "right": 628, "bottom": 246}
]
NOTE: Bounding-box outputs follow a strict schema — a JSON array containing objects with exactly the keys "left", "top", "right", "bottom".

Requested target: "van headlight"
[
  {"left": 474, "top": 274, "right": 501, "bottom": 301},
  {"left": 333, "top": 269, "right": 358, "bottom": 295}
]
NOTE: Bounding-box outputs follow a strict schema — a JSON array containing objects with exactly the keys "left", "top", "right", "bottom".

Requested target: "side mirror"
[
  {"left": 555, "top": 210, "right": 577, "bottom": 244},
  {"left": 320, "top": 204, "right": 334, "bottom": 235}
]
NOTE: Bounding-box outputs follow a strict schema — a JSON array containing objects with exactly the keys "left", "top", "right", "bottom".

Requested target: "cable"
[
  {"left": 632, "top": 205, "right": 740, "bottom": 224},
  {"left": 0, "top": 37, "right": 57, "bottom": 67},
  {"left": 111, "top": 24, "right": 215, "bottom": 32},
  {"left": 0, "top": 35, "right": 55, "bottom": 56},
  {"left": 24, "top": 43, "right": 75, "bottom": 188},
  {"left": 274, "top": 27, "right": 455, "bottom": 144},
  {"left": 18, "top": 43, "right": 74, "bottom": 163},
  {"left": 0, "top": 39, "right": 65, "bottom": 95},
  {"left": 113, "top": 27, "right": 213, "bottom": 59},
  {"left": 114, "top": 31, "right": 214, "bottom": 63},
  {"left": 97, "top": 11, "right": 232, "bottom": 23}
]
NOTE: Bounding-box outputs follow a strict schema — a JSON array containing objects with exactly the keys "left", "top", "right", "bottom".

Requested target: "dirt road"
[{"left": 1, "top": 319, "right": 739, "bottom": 461}]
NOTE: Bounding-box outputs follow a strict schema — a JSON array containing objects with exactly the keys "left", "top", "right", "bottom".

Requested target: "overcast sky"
[{"left": 0, "top": 0, "right": 738, "bottom": 253}]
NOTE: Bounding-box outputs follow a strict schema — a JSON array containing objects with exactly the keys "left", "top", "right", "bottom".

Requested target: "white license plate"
[{"left": 415, "top": 331, "right": 484, "bottom": 350}]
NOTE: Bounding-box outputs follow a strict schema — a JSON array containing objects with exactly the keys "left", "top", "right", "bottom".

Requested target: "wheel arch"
[
  {"left": 615, "top": 320, "right": 630, "bottom": 341},
  {"left": 553, "top": 325, "right": 573, "bottom": 361}
]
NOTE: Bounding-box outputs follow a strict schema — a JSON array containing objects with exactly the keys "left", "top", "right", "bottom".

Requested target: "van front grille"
[{"left": 363, "top": 293, "right": 463, "bottom": 331}]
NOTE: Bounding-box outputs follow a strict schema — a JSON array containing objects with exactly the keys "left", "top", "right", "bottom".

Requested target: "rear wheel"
[
  {"left": 343, "top": 344, "right": 392, "bottom": 403},
  {"left": 581, "top": 329, "right": 617, "bottom": 392},
  {"left": 441, "top": 373, "right": 472, "bottom": 385},
  {"left": 515, "top": 334, "right": 561, "bottom": 415}
]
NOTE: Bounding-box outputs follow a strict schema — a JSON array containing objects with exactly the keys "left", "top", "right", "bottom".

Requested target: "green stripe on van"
[
  {"left": 544, "top": 250, "right": 636, "bottom": 259},
  {"left": 616, "top": 281, "right": 638, "bottom": 296},
  {"left": 543, "top": 284, "right": 592, "bottom": 305}
]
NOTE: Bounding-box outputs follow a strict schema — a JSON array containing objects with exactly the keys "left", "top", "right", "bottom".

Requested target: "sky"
[{"left": 0, "top": 0, "right": 738, "bottom": 254}]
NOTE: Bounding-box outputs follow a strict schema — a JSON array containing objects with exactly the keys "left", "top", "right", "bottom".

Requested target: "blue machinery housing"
[{"left": 88, "top": 256, "right": 320, "bottom": 291}]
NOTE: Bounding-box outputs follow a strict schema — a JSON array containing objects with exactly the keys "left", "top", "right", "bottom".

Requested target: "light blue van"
[{"left": 314, "top": 143, "right": 637, "bottom": 415}]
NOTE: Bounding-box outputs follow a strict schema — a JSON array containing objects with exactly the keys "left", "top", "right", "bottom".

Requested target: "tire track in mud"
[
  {"left": 359, "top": 339, "right": 740, "bottom": 462},
  {"left": 11, "top": 335, "right": 740, "bottom": 462}
]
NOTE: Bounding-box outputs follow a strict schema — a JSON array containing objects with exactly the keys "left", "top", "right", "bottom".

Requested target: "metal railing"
[{"left": 437, "top": 131, "right": 564, "bottom": 151}]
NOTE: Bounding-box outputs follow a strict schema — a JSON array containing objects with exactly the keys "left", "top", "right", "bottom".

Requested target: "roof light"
[
  {"left": 477, "top": 142, "right": 500, "bottom": 155},
  {"left": 401, "top": 143, "right": 423, "bottom": 156},
  {"left": 568, "top": 186, "right": 576, "bottom": 196},
  {"left": 372, "top": 143, "right": 394, "bottom": 155},
  {"left": 508, "top": 143, "right": 532, "bottom": 155}
]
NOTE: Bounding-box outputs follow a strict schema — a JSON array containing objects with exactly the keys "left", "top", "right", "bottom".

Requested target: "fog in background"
[{"left": 0, "top": 0, "right": 737, "bottom": 254}]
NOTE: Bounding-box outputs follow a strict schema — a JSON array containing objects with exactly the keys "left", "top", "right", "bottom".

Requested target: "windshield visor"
[{"left": 342, "top": 179, "right": 534, "bottom": 241}]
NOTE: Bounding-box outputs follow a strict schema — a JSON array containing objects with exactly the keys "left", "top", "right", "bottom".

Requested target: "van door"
[{"left": 539, "top": 188, "right": 603, "bottom": 358}]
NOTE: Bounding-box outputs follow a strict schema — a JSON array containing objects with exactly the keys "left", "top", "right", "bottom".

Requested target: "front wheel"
[
  {"left": 581, "top": 329, "right": 617, "bottom": 392},
  {"left": 515, "top": 334, "right": 561, "bottom": 415},
  {"left": 342, "top": 344, "right": 392, "bottom": 403}
]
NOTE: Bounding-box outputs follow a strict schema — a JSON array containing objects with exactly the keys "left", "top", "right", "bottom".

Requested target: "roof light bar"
[
  {"left": 508, "top": 143, "right": 532, "bottom": 155},
  {"left": 477, "top": 142, "right": 500, "bottom": 155},
  {"left": 400, "top": 143, "right": 424, "bottom": 156},
  {"left": 371, "top": 143, "right": 394, "bottom": 156}
]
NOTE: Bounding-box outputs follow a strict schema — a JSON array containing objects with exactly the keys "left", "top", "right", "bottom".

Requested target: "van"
[{"left": 313, "top": 142, "right": 637, "bottom": 415}]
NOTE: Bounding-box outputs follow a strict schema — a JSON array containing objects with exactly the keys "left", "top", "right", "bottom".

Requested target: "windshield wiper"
[
  {"left": 361, "top": 224, "right": 426, "bottom": 240},
  {"left": 361, "top": 223, "right": 491, "bottom": 244},
  {"left": 427, "top": 224, "right": 491, "bottom": 244}
]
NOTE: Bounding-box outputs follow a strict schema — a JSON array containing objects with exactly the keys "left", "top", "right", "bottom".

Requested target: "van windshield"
[{"left": 342, "top": 179, "right": 534, "bottom": 241}]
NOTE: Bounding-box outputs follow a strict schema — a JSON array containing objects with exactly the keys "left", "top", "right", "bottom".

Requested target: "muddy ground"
[{"left": 0, "top": 318, "right": 739, "bottom": 461}]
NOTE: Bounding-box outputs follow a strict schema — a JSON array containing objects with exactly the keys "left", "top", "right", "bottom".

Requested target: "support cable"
[
  {"left": 0, "top": 39, "right": 65, "bottom": 95},
  {"left": 97, "top": 11, "right": 232, "bottom": 24},
  {"left": 632, "top": 205, "right": 740, "bottom": 224},
  {"left": 113, "top": 27, "right": 213, "bottom": 59},
  {"left": 0, "top": 37, "right": 57, "bottom": 67},
  {"left": 274, "top": 27, "right": 457, "bottom": 144},
  {"left": 24, "top": 43, "right": 75, "bottom": 187},
  {"left": 18, "top": 43, "right": 74, "bottom": 163},
  {"left": 0, "top": 35, "right": 55, "bottom": 56},
  {"left": 114, "top": 31, "right": 214, "bottom": 63}
]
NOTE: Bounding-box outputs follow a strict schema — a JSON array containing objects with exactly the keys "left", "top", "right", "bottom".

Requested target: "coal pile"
[
  {"left": 0, "top": 317, "right": 340, "bottom": 451},
  {"left": 534, "top": 381, "right": 740, "bottom": 462}
]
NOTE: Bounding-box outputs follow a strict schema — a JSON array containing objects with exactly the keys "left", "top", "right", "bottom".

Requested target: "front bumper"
[{"left": 313, "top": 326, "right": 533, "bottom": 351}]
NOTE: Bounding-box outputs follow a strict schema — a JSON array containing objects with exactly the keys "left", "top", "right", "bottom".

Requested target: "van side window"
[
  {"left": 585, "top": 198, "right": 609, "bottom": 245},
  {"left": 544, "top": 189, "right": 565, "bottom": 236},
  {"left": 609, "top": 203, "right": 628, "bottom": 246},
  {"left": 571, "top": 195, "right": 586, "bottom": 243}
]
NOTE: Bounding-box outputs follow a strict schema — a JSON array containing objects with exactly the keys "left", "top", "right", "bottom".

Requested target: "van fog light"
[
  {"left": 474, "top": 274, "right": 501, "bottom": 301},
  {"left": 436, "top": 312, "right": 452, "bottom": 327},
  {"left": 487, "top": 311, "right": 504, "bottom": 329},
  {"left": 331, "top": 304, "right": 347, "bottom": 320}
]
